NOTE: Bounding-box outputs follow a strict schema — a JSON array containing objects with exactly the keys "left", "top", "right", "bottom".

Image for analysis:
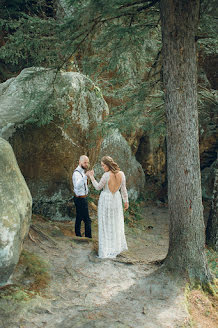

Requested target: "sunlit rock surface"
[
  {"left": 0, "top": 137, "right": 32, "bottom": 286},
  {"left": 0, "top": 68, "right": 108, "bottom": 220}
]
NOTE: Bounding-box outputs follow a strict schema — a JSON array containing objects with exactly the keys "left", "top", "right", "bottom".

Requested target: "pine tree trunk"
[
  {"left": 206, "top": 160, "right": 218, "bottom": 251},
  {"left": 160, "top": 0, "right": 211, "bottom": 282}
]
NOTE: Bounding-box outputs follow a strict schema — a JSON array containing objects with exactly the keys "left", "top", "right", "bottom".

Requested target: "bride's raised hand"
[{"left": 89, "top": 169, "right": 94, "bottom": 178}]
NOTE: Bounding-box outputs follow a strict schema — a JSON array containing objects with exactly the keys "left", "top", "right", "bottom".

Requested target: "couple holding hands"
[{"left": 72, "top": 155, "right": 129, "bottom": 259}]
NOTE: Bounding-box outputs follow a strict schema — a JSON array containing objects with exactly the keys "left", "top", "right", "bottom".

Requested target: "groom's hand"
[
  {"left": 89, "top": 170, "right": 94, "bottom": 177},
  {"left": 86, "top": 171, "right": 90, "bottom": 177}
]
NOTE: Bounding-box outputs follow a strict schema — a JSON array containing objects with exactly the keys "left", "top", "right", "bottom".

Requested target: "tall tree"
[{"left": 160, "top": 0, "right": 211, "bottom": 283}]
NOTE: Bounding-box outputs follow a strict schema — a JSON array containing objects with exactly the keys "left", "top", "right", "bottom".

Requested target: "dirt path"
[{"left": 0, "top": 205, "right": 191, "bottom": 328}]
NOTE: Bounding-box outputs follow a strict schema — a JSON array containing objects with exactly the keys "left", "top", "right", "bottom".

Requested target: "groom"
[{"left": 72, "top": 155, "right": 92, "bottom": 238}]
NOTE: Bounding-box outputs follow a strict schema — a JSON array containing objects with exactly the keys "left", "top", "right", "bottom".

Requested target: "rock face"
[
  {"left": 0, "top": 68, "right": 108, "bottom": 220},
  {"left": 0, "top": 138, "right": 32, "bottom": 286},
  {"left": 135, "top": 135, "right": 166, "bottom": 179},
  {"left": 95, "top": 129, "right": 145, "bottom": 200}
]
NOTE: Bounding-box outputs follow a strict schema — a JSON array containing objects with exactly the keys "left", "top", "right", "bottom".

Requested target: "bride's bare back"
[{"left": 108, "top": 171, "right": 123, "bottom": 194}]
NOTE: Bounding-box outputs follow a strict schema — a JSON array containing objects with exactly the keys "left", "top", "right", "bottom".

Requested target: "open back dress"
[{"left": 91, "top": 171, "right": 128, "bottom": 258}]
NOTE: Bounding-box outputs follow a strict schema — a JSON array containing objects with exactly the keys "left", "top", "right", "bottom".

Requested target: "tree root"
[{"left": 30, "top": 224, "right": 58, "bottom": 247}]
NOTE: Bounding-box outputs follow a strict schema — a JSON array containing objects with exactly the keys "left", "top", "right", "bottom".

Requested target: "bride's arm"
[
  {"left": 90, "top": 172, "right": 108, "bottom": 191},
  {"left": 120, "top": 172, "right": 129, "bottom": 209}
]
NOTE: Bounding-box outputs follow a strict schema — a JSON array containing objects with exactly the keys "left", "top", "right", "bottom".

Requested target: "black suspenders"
[{"left": 74, "top": 170, "right": 87, "bottom": 194}]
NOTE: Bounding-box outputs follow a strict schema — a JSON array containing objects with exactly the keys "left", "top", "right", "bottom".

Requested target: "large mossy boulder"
[
  {"left": 0, "top": 138, "right": 32, "bottom": 286},
  {"left": 0, "top": 68, "right": 108, "bottom": 220}
]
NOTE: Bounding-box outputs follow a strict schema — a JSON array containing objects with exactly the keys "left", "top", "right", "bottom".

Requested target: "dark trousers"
[{"left": 73, "top": 197, "right": 92, "bottom": 238}]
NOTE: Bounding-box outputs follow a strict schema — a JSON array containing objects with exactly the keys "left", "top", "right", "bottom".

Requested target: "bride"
[{"left": 87, "top": 156, "right": 129, "bottom": 258}]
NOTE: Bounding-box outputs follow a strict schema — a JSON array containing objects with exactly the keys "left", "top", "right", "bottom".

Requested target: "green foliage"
[
  {"left": 199, "top": 0, "right": 218, "bottom": 56},
  {"left": 198, "top": 86, "right": 217, "bottom": 140},
  {"left": 19, "top": 249, "right": 50, "bottom": 292},
  {"left": 206, "top": 247, "right": 218, "bottom": 279},
  {"left": 125, "top": 198, "right": 145, "bottom": 225},
  {"left": 0, "top": 250, "right": 50, "bottom": 303},
  {"left": 24, "top": 91, "right": 57, "bottom": 126},
  {"left": 0, "top": 285, "right": 33, "bottom": 302},
  {"left": 73, "top": 1, "right": 163, "bottom": 139},
  {"left": 20, "top": 250, "right": 48, "bottom": 276},
  {"left": 0, "top": 0, "right": 217, "bottom": 139},
  {"left": 0, "top": 16, "right": 69, "bottom": 68},
  {"left": 0, "top": 0, "right": 55, "bottom": 19}
]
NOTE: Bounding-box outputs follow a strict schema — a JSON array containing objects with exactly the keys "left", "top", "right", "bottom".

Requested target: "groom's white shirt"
[{"left": 73, "top": 165, "right": 88, "bottom": 196}]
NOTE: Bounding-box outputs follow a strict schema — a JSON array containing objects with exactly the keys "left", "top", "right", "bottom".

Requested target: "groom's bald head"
[{"left": 79, "top": 155, "right": 89, "bottom": 170}]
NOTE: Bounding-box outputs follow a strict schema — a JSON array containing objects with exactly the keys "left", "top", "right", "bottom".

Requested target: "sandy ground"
[{"left": 0, "top": 204, "right": 204, "bottom": 328}]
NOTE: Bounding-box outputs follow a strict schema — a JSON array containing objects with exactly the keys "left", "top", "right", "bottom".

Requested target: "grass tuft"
[
  {"left": 19, "top": 250, "right": 50, "bottom": 293},
  {"left": 0, "top": 250, "right": 50, "bottom": 302}
]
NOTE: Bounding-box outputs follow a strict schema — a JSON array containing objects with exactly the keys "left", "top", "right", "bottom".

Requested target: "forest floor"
[{"left": 0, "top": 202, "right": 217, "bottom": 328}]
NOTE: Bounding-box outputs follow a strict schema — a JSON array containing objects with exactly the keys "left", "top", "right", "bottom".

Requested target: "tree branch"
[
  {"left": 119, "top": 0, "right": 159, "bottom": 10},
  {"left": 147, "top": 49, "right": 162, "bottom": 80},
  {"left": 52, "top": 0, "right": 160, "bottom": 78},
  {"left": 136, "top": 0, "right": 160, "bottom": 12},
  {"left": 88, "top": 0, "right": 160, "bottom": 25}
]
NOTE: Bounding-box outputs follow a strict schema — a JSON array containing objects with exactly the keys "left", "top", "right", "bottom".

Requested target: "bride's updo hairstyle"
[{"left": 101, "top": 156, "right": 120, "bottom": 174}]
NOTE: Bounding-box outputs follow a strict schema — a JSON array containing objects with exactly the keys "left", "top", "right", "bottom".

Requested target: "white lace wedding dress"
[{"left": 91, "top": 171, "right": 128, "bottom": 258}]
